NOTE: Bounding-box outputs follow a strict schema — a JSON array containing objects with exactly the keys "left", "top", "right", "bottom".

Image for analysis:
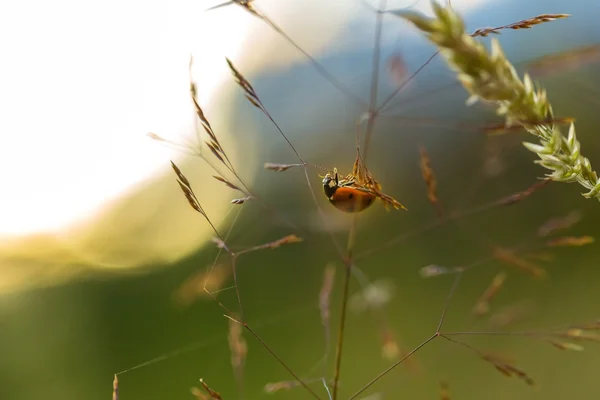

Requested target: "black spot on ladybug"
[{"left": 348, "top": 193, "right": 354, "bottom": 199}]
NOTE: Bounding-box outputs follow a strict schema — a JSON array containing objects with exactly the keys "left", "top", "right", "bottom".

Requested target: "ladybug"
[
  {"left": 322, "top": 165, "right": 407, "bottom": 213},
  {"left": 322, "top": 169, "right": 376, "bottom": 213}
]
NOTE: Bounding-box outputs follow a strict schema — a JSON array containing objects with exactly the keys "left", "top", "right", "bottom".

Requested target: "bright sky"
[{"left": 0, "top": 0, "right": 248, "bottom": 237}]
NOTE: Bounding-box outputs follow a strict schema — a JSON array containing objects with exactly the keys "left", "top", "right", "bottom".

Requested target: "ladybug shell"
[{"left": 328, "top": 186, "right": 376, "bottom": 213}]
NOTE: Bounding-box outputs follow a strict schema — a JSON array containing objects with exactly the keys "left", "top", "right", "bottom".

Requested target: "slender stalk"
[
  {"left": 436, "top": 271, "right": 463, "bottom": 333},
  {"left": 331, "top": 257, "right": 353, "bottom": 400},
  {"left": 348, "top": 334, "right": 438, "bottom": 399},
  {"left": 361, "top": 0, "right": 386, "bottom": 162},
  {"left": 332, "top": 2, "right": 387, "bottom": 398},
  {"left": 225, "top": 315, "right": 323, "bottom": 400}
]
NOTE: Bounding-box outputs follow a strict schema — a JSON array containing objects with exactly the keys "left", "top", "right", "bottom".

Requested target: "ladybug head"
[{"left": 322, "top": 170, "right": 339, "bottom": 198}]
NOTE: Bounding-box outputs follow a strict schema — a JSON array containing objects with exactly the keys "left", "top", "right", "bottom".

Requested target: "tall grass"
[{"left": 117, "top": 2, "right": 600, "bottom": 399}]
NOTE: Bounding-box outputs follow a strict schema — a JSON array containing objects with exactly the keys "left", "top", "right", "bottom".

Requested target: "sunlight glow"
[
  {"left": 0, "top": 0, "right": 491, "bottom": 293},
  {"left": 0, "top": 0, "right": 255, "bottom": 292},
  {"left": 0, "top": 0, "right": 247, "bottom": 236}
]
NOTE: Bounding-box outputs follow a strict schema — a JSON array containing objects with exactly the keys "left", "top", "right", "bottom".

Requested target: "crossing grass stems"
[{"left": 115, "top": 2, "right": 600, "bottom": 399}]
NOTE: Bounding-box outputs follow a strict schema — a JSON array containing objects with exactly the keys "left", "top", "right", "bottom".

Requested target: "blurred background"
[{"left": 1, "top": 0, "right": 600, "bottom": 399}]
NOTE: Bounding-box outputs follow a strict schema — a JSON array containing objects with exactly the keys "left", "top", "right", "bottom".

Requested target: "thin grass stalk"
[
  {"left": 356, "top": 179, "right": 549, "bottom": 259},
  {"left": 191, "top": 4, "right": 590, "bottom": 399},
  {"left": 331, "top": 2, "right": 387, "bottom": 398},
  {"left": 348, "top": 334, "right": 438, "bottom": 399},
  {"left": 225, "top": 315, "right": 323, "bottom": 399}
]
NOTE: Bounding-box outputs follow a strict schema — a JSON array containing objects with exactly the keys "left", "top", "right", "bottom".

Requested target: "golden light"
[
  {"left": 0, "top": 0, "right": 253, "bottom": 293},
  {"left": 0, "top": 0, "right": 490, "bottom": 294}
]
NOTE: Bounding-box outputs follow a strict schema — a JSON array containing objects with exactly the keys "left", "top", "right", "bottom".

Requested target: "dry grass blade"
[
  {"left": 213, "top": 175, "right": 242, "bottom": 192},
  {"left": 264, "top": 380, "right": 302, "bottom": 394},
  {"left": 211, "top": 237, "right": 228, "bottom": 250},
  {"left": 472, "top": 14, "right": 570, "bottom": 37},
  {"left": 546, "top": 236, "right": 594, "bottom": 247},
  {"left": 231, "top": 197, "right": 252, "bottom": 205},
  {"left": 112, "top": 374, "right": 118, "bottom": 400},
  {"left": 472, "top": 272, "right": 507, "bottom": 317},
  {"left": 440, "top": 381, "right": 450, "bottom": 400},
  {"left": 557, "top": 328, "right": 600, "bottom": 344},
  {"left": 380, "top": 328, "right": 401, "bottom": 362},
  {"left": 227, "top": 58, "right": 305, "bottom": 162},
  {"left": 546, "top": 339, "right": 584, "bottom": 352},
  {"left": 191, "top": 92, "right": 218, "bottom": 145},
  {"left": 264, "top": 379, "right": 328, "bottom": 394},
  {"left": 527, "top": 44, "right": 600, "bottom": 78},
  {"left": 189, "top": 58, "right": 232, "bottom": 169},
  {"left": 483, "top": 117, "right": 574, "bottom": 135},
  {"left": 171, "top": 161, "right": 208, "bottom": 217},
  {"left": 318, "top": 265, "right": 335, "bottom": 391},
  {"left": 148, "top": 132, "right": 200, "bottom": 157},
  {"left": 199, "top": 378, "right": 222, "bottom": 399},
  {"left": 188, "top": 77, "right": 221, "bottom": 153},
  {"left": 205, "top": 1, "right": 234, "bottom": 12},
  {"left": 261, "top": 234, "right": 303, "bottom": 250},
  {"left": 481, "top": 354, "right": 535, "bottom": 386},
  {"left": 147, "top": 132, "right": 166, "bottom": 142},
  {"left": 173, "top": 264, "right": 232, "bottom": 306},
  {"left": 191, "top": 387, "right": 209, "bottom": 400},
  {"left": 561, "top": 328, "right": 600, "bottom": 342},
  {"left": 387, "top": 54, "right": 408, "bottom": 88},
  {"left": 374, "top": 188, "right": 408, "bottom": 211},
  {"left": 419, "top": 146, "right": 442, "bottom": 217},
  {"left": 538, "top": 211, "right": 582, "bottom": 237},
  {"left": 226, "top": 58, "right": 263, "bottom": 111},
  {"left": 171, "top": 160, "right": 221, "bottom": 237},
  {"left": 319, "top": 265, "right": 336, "bottom": 342},
  {"left": 264, "top": 162, "right": 305, "bottom": 172},
  {"left": 228, "top": 314, "right": 248, "bottom": 389},
  {"left": 206, "top": 140, "right": 227, "bottom": 166},
  {"left": 441, "top": 335, "right": 535, "bottom": 386},
  {"left": 207, "top": 0, "right": 260, "bottom": 17},
  {"left": 419, "top": 264, "right": 452, "bottom": 278},
  {"left": 498, "top": 179, "right": 550, "bottom": 206},
  {"left": 493, "top": 247, "right": 547, "bottom": 278},
  {"left": 237, "top": 234, "right": 303, "bottom": 255},
  {"left": 171, "top": 160, "right": 192, "bottom": 187}
]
